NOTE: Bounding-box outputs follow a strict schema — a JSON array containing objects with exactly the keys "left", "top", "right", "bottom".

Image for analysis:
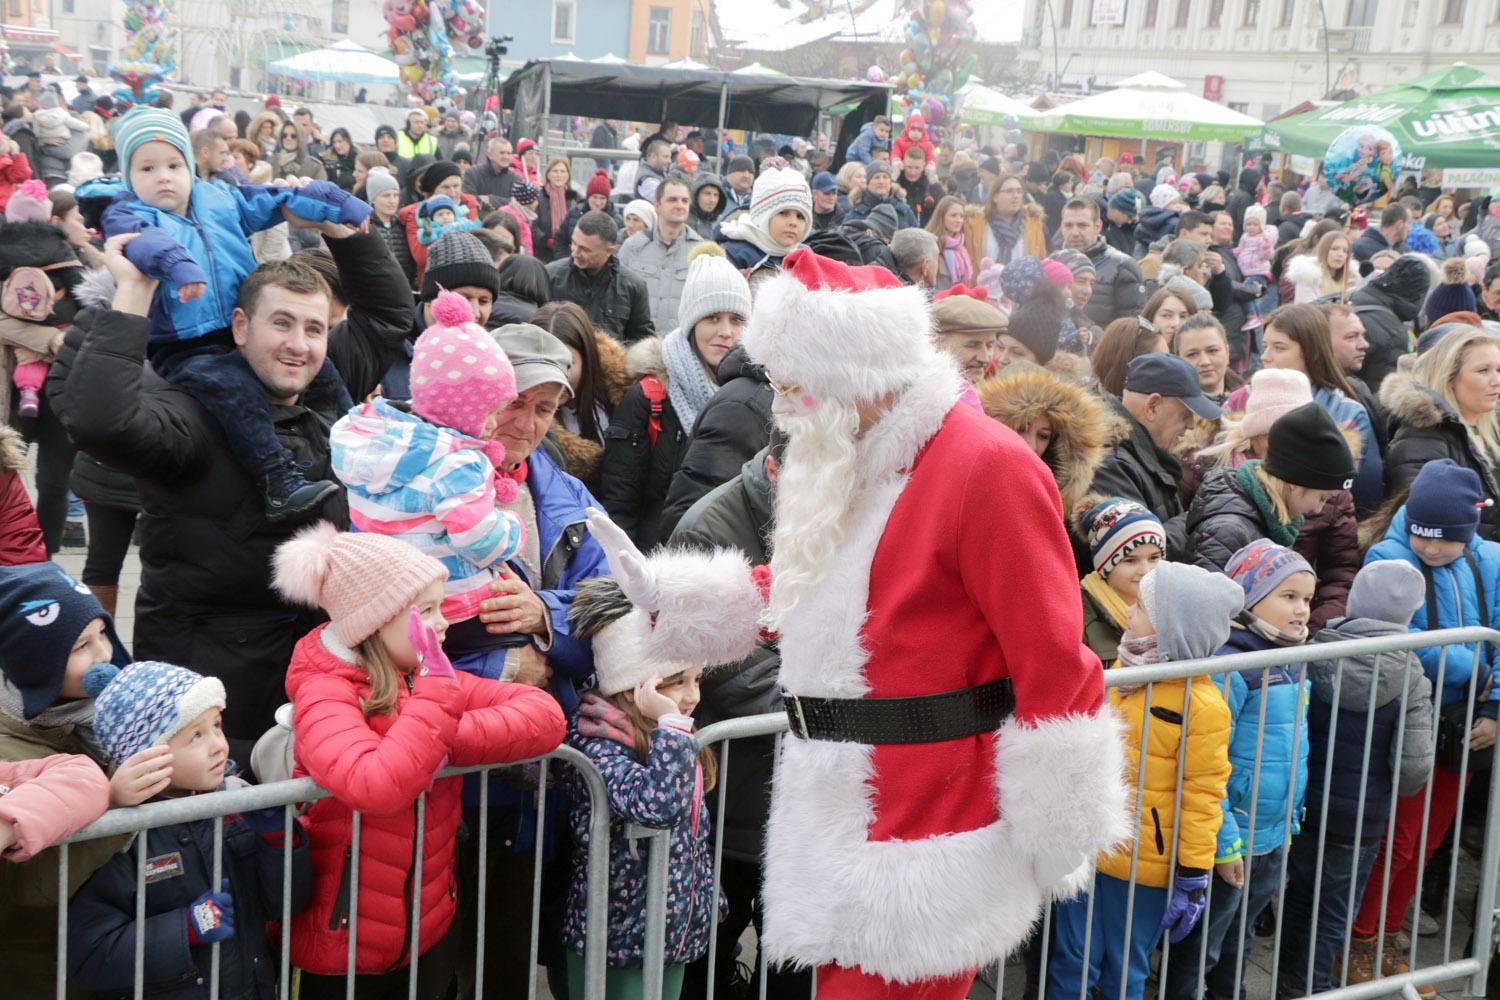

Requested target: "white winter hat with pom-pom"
[{"left": 272, "top": 521, "right": 448, "bottom": 646}]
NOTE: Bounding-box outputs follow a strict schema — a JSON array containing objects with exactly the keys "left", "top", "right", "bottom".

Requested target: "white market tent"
[
  {"left": 267, "top": 39, "right": 399, "bottom": 85},
  {"left": 1035, "top": 71, "right": 1264, "bottom": 143},
  {"left": 960, "top": 83, "right": 1044, "bottom": 129}
]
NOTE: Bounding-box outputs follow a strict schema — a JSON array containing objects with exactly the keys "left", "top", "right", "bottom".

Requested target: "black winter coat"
[
  {"left": 485, "top": 291, "right": 545, "bottom": 329},
  {"left": 658, "top": 345, "right": 772, "bottom": 537},
  {"left": 68, "top": 809, "right": 312, "bottom": 1000},
  {"left": 1353, "top": 227, "right": 1397, "bottom": 263},
  {"left": 534, "top": 186, "right": 580, "bottom": 263},
  {"left": 1082, "top": 239, "right": 1148, "bottom": 329},
  {"left": 546, "top": 255, "right": 655, "bottom": 344},
  {"left": 1351, "top": 284, "right": 1418, "bottom": 391},
  {"left": 1103, "top": 219, "right": 1136, "bottom": 257},
  {"left": 46, "top": 304, "right": 142, "bottom": 513},
  {"left": 1184, "top": 465, "right": 1281, "bottom": 572},
  {"left": 1277, "top": 212, "right": 1315, "bottom": 245},
  {"left": 1380, "top": 369, "right": 1500, "bottom": 541},
  {"left": 599, "top": 338, "right": 689, "bottom": 550},
  {"left": 1089, "top": 401, "right": 1187, "bottom": 558},
  {"left": 671, "top": 454, "right": 778, "bottom": 861},
  {"left": 371, "top": 215, "right": 418, "bottom": 292},
  {"left": 1134, "top": 206, "right": 1181, "bottom": 255},
  {"left": 52, "top": 233, "right": 412, "bottom": 763}
]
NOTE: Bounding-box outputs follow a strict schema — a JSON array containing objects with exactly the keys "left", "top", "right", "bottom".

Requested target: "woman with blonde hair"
[
  {"left": 1381, "top": 325, "right": 1500, "bottom": 540},
  {"left": 835, "top": 161, "right": 867, "bottom": 209},
  {"left": 924, "top": 195, "right": 974, "bottom": 290},
  {"left": 1287, "top": 230, "right": 1357, "bottom": 303}
]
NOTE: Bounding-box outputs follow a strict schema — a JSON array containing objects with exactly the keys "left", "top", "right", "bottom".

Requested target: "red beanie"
[{"left": 585, "top": 169, "right": 612, "bottom": 199}]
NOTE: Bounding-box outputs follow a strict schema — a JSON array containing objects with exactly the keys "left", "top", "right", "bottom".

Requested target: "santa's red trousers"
[{"left": 814, "top": 964, "right": 976, "bottom": 999}]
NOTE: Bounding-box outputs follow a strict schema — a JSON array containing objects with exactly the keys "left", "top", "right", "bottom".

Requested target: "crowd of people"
[{"left": 0, "top": 74, "right": 1498, "bottom": 1000}]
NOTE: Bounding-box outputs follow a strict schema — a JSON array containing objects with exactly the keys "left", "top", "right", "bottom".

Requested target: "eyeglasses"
[{"left": 766, "top": 375, "right": 802, "bottom": 398}]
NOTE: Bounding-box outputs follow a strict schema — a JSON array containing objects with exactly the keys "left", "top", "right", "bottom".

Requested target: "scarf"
[
  {"left": 987, "top": 212, "right": 1025, "bottom": 264},
  {"left": 547, "top": 185, "right": 568, "bottom": 235},
  {"left": 576, "top": 690, "right": 636, "bottom": 747},
  {"left": 1082, "top": 572, "right": 1131, "bottom": 632},
  {"left": 1241, "top": 614, "right": 1309, "bottom": 647},
  {"left": 942, "top": 231, "right": 972, "bottom": 285},
  {"left": 1113, "top": 634, "right": 1159, "bottom": 697},
  {"left": 719, "top": 214, "right": 797, "bottom": 263},
  {"left": 1234, "top": 460, "right": 1304, "bottom": 546},
  {"left": 0, "top": 676, "right": 102, "bottom": 755},
  {"left": 659, "top": 328, "right": 721, "bottom": 431}
]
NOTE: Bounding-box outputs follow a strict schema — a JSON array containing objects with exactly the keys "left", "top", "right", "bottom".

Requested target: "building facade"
[
  {"left": 627, "top": 0, "right": 712, "bottom": 64},
  {"left": 486, "top": 0, "right": 634, "bottom": 62},
  {"left": 1016, "top": 0, "right": 1500, "bottom": 121}
]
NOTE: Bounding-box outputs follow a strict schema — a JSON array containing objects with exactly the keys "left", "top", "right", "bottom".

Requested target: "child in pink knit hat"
[{"left": 330, "top": 288, "right": 527, "bottom": 631}]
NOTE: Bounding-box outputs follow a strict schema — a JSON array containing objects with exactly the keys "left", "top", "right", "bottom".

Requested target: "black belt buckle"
[{"left": 785, "top": 693, "right": 811, "bottom": 740}]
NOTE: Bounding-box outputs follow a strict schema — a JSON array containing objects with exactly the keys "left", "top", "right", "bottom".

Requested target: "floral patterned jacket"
[{"left": 563, "top": 701, "right": 724, "bottom": 967}]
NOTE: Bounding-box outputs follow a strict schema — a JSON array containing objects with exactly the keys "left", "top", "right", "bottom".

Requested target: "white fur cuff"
[{"left": 645, "top": 547, "right": 764, "bottom": 667}]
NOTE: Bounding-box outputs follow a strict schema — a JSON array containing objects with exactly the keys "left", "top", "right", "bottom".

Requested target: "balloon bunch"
[
  {"left": 384, "top": 0, "right": 486, "bottom": 103},
  {"left": 882, "top": 0, "right": 978, "bottom": 137},
  {"left": 1323, "top": 125, "right": 1404, "bottom": 206},
  {"left": 122, "top": 0, "right": 174, "bottom": 73},
  {"left": 109, "top": 61, "right": 167, "bottom": 110}
]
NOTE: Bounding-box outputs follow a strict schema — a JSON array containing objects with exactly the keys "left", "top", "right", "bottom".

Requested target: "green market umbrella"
[
  {"left": 1255, "top": 63, "right": 1500, "bottom": 177},
  {"left": 959, "top": 83, "right": 1045, "bottom": 130},
  {"left": 1033, "top": 71, "right": 1263, "bottom": 143}
]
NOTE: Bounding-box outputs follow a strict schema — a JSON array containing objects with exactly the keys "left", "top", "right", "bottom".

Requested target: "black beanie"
[
  {"left": 1007, "top": 292, "right": 1065, "bottom": 365},
  {"left": 0, "top": 563, "right": 129, "bottom": 718},
  {"left": 419, "top": 160, "right": 463, "bottom": 196},
  {"left": 1262, "top": 401, "right": 1355, "bottom": 491}
]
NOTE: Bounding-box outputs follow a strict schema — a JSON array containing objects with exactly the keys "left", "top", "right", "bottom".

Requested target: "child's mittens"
[
  {"left": 408, "top": 606, "right": 456, "bottom": 681},
  {"left": 185, "top": 880, "right": 236, "bottom": 946},
  {"left": 1160, "top": 868, "right": 1211, "bottom": 943}
]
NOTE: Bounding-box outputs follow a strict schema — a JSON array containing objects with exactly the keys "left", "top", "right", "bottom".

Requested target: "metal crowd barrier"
[
  {"left": 52, "top": 746, "right": 612, "bottom": 1000},
  {"left": 671, "top": 627, "right": 1500, "bottom": 1000},
  {"left": 45, "top": 627, "right": 1500, "bottom": 1000}
]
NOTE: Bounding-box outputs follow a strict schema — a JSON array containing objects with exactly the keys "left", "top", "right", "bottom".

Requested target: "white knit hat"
[
  {"left": 676, "top": 243, "right": 751, "bottom": 336},
  {"left": 570, "top": 578, "right": 698, "bottom": 696},
  {"left": 1240, "top": 367, "right": 1313, "bottom": 439},
  {"left": 1150, "top": 183, "right": 1183, "bottom": 210},
  {"left": 623, "top": 199, "right": 657, "bottom": 232},
  {"left": 748, "top": 166, "right": 813, "bottom": 232}
]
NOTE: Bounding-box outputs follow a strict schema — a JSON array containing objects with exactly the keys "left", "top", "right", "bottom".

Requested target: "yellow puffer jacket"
[{"left": 1097, "top": 675, "right": 1233, "bottom": 889}]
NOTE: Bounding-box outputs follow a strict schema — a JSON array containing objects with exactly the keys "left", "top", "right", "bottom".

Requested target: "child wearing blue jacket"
[
  {"left": 77, "top": 107, "right": 371, "bottom": 526},
  {"left": 562, "top": 578, "right": 725, "bottom": 1000},
  {"left": 1163, "top": 539, "right": 1313, "bottom": 1000},
  {"left": 1347, "top": 459, "right": 1500, "bottom": 985},
  {"left": 67, "top": 661, "right": 311, "bottom": 999}
]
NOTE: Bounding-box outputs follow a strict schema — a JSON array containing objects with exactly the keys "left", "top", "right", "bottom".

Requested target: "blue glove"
[
  {"left": 295, "top": 180, "right": 373, "bottom": 227},
  {"left": 1160, "top": 870, "right": 1210, "bottom": 944},
  {"left": 240, "top": 805, "right": 289, "bottom": 836},
  {"left": 186, "top": 879, "right": 236, "bottom": 946}
]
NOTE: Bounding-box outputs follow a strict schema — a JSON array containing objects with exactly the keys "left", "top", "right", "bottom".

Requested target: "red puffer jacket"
[
  {"left": 0, "top": 427, "right": 44, "bottom": 566},
  {"left": 285, "top": 624, "right": 565, "bottom": 975}
]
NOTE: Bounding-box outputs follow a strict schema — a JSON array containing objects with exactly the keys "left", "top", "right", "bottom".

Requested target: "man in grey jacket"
[{"left": 617, "top": 176, "right": 703, "bottom": 332}]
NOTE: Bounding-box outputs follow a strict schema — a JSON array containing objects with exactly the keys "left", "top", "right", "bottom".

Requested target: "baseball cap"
[
  {"left": 811, "top": 171, "right": 838, "bottom": 194},
  {"left": 1124, "top": 353, "right": 1221, "bottom": 420}
]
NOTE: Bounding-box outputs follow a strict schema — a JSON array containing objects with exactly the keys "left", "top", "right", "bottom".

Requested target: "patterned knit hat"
[
  {"left": 1149, "top": 183, "right": 1182, "bottom": 210},
  {"left": 4, "top": 180, "right": 51, "bottom": 223},
  {"left": 1224, "top": 539, "right": 1314, "bottom": 612},
  {"left": 421, "top": 230, "right": 499, "bottom": 302},
  {"left": 111, "top": 106, "right": 195, "bottom": 193},
  {"left": 749, "top": 166, "right": 813, "bottom": 233},
  {"left": 83, "top": 661, "right": 226, "bottom": 766},
  {"left": 676, "top": 243, "right": 751, "bottom": 336},
  {"left": 411, "top": 289, "right": 520, "bottom": 497},
  {"left": 1081, "top": 498, "right": 1166, "bottom": 580},
  {"left": 0, "top": 563, "right": 129, "bottom": 719},
  {"left": 512, "top": 182, "right": 539, "bottom": 207},
  {"left": 273, "top": 522, "right": 449, "bottom": 647}
]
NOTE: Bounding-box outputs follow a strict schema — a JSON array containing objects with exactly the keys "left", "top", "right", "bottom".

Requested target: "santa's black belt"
[{"left": 782, "top": 679, "right": 1015, "bottom": 744}]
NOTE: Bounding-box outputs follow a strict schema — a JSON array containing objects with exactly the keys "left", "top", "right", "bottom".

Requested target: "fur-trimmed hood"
[
  {"left": 0, "top": 425, "right": 27, "bottom": 474},
  {"left": 975, "top": 363, "right": 1129, "bottom": 513},
  {"left": 1286, "top": 253, "right": 1324, "bottom": 288},
  {"left": 624, "top": 335, "right": 668, "bottom": 389},
  {"left": 595, "top": 329, "right": 633, "bottom": 407},
  {"left": 71, "top": 267, "right": 115, "bottom": 311},
  {"left": 1379, "top": 368, "right": 1456, "bottom": 433}
]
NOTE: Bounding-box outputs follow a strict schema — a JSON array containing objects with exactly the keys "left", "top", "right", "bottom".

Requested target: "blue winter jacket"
[
  {"left": 78, "top": 176, "right": 370, "bottom": 343},
  {"left": 1213, "top": 625, "right": 1311, "bottom": 861},
  {"left": 1365, "top": 509, "right": 1500, "bottom": 714},
  {"left": 845, "top": 121, "right": 890, "bottom": 166},
  {"left": 564, "top": 712, "right": 723, "bottom": 967}
]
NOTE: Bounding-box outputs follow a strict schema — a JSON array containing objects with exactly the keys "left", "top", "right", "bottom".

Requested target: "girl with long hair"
[{"left": 925, "top": 195, "right": 973, "bottom": 290}]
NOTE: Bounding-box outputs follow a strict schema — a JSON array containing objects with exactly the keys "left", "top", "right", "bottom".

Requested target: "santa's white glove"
[
  {"left": 1033, "top": 849, "right": 1088, "bottom": 892},
  {"left": 585, "top": 508, "right": 660, "bottom": 612}
]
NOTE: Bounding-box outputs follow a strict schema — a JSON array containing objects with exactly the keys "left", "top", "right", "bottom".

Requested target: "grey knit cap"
[
  {"left": 363, "top": 166, "right": 399, "bottom": 201},
  {"left": 1347, "top": 561, "right": 1425, "bottom": 627},
  {"left": 1049, "top": 249, "right": 1096, "bottom": 278},
  {"left": 420, "top": 231, "right": 500, "bottom": 302},
  {"left": 676, "top": 246, "right": 751, "bottom": 337}
]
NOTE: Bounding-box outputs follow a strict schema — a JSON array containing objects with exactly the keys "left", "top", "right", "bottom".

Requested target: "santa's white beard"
[{"left": 767, "top": 398, "right": 860, "bottom": 630}]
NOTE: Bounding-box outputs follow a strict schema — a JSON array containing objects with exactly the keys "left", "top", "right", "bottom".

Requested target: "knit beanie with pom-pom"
[
  {"left": 585, "top": 169, "right": 612, "bottom": 200},
  {"left": 1425, "top": 257, "right": 1478, "bottom": 321},
  {"left": 4, "top": 179, "right": 52, "bottom": 224},
  {"left": 273, "top": 522, "right": 449, "bottom": 647},
  {"left": 676, "top": 242, "right": 752, "bottom": 337},
  {"left": 411, "top": 288, "right": 521, "bottom": 501}
]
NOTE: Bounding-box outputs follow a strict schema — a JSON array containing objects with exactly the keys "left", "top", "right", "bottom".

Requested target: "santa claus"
[{"left": 585, "top": 248, "right": 1130, "bottom": 998}]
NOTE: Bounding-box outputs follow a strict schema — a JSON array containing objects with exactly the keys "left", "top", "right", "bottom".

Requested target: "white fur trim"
[
  {"left": 744, "top": 268, "right": 942, "bottom": 402},
  {"left": 995, "top": 708, "right": 1133, "bottom": 894},
  {"left": 156, "top": 677, "right": 228, "bottom": 746},
  {"left": 592, "top": 609, "right": 699, "bottom": 696},
  {"left": 643, "top": 547, "right": 763, "bottom": 667}
]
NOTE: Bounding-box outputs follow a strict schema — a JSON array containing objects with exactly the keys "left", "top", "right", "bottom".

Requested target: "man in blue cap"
[
  {"left": 810, "top": 171, "right": 846, "bottom": 232},
  {"left": 1103, "top": 188, "right": 1142, "bottom": 256}
]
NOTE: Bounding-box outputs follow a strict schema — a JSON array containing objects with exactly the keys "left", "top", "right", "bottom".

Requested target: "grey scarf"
[
  {"left": 988, "top": 212, "right": 1025, "bottom": 264},
  {"left": 659, "top": 328, "right": 721, "bottom": 431},
  {"left": 0, "top": 676, "right": 101, "bottom": 755}
]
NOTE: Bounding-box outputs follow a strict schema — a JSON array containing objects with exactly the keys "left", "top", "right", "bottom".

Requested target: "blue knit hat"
[
  {"left": 1407, "top": 458, "right": 1490, "bottom": 543},
  {"left": 1224, "top": 539, "right": 1315, "bottom": 612},
  {"left": 83, "top": 661, "right": 226, "bottom": 766},
  {"left": 0, "top": 563, "right": 128, "bottom": 719},
  {"left": 1109, "top": 188, "right": 1142, "bottom": 218},
  {"left": 111, "top": 106, "right": 195, "bottom": 193},
  {"left": 1081, "top": 498, "right": 1166, "bottom": 580}
]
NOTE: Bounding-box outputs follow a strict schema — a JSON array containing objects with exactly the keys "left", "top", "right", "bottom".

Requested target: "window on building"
[
  {"left": 1144, "top": 0, "right": 1160, "bottom": 24},
  {"left": 1279, "top": 0, "right": 1295, "bottom": 23},
  {"left": 331, "top": 0, "right": 349, "bottom": 34},
  {"left": 1345, "top": 0, "right": 1379, "bottom": 25},
  {"left": 1208, "top": 0, "right": 1224, "bottom": 24},
  {"left": 1243, "top": 0, "right": 1261, "bottom": 22},
  {"left": 648, "top": 6, "right": 672, "bottom": 54},
  {"left": 554, "top": 0, "right": 576, "bottom": 42},
  {"left": 691, "top": 7, "right": 705, "bottom": 57},
  {"left": 1441, "top": 0, "right": 1465, "bottom": 20},
  {"left": 1175, "top": 0, "right": 1193, "bottom": 26}
]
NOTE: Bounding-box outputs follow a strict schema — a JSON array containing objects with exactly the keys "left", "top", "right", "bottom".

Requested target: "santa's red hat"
[{"left": 743, "top": 248, "right": 941, "bottom": 402}]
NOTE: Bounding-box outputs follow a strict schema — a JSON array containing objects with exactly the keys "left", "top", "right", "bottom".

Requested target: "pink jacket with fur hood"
[{"left": 0, "top": 754, "right": 111, "bottom": 861}]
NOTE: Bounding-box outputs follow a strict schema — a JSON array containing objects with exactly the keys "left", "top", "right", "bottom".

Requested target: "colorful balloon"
[
  {"left": 383, "top": 0, "right": 484, "bottom": 100},
  {"left": 1323, "top": 126, "right": 1404, "bottom": 206}
]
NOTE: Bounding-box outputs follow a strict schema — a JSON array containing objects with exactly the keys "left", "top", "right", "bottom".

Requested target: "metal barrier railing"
[
  {"left": 678, "top": 627, "right": 1500, "bottom": 1000},
  {"left": 52, "top": 745, "right": 612, "bottom": 1000}
]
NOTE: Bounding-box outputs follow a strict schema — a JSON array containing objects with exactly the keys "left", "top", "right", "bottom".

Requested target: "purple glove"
[
  {"left": 408, "top": 606, "right": 455, "bottom": 681},
  {"left": 1161, "top": 870, "right": 1210, "bottom": 944},
  {"left": 185, "top": 879, "right": 236, "bottom": 946}
]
